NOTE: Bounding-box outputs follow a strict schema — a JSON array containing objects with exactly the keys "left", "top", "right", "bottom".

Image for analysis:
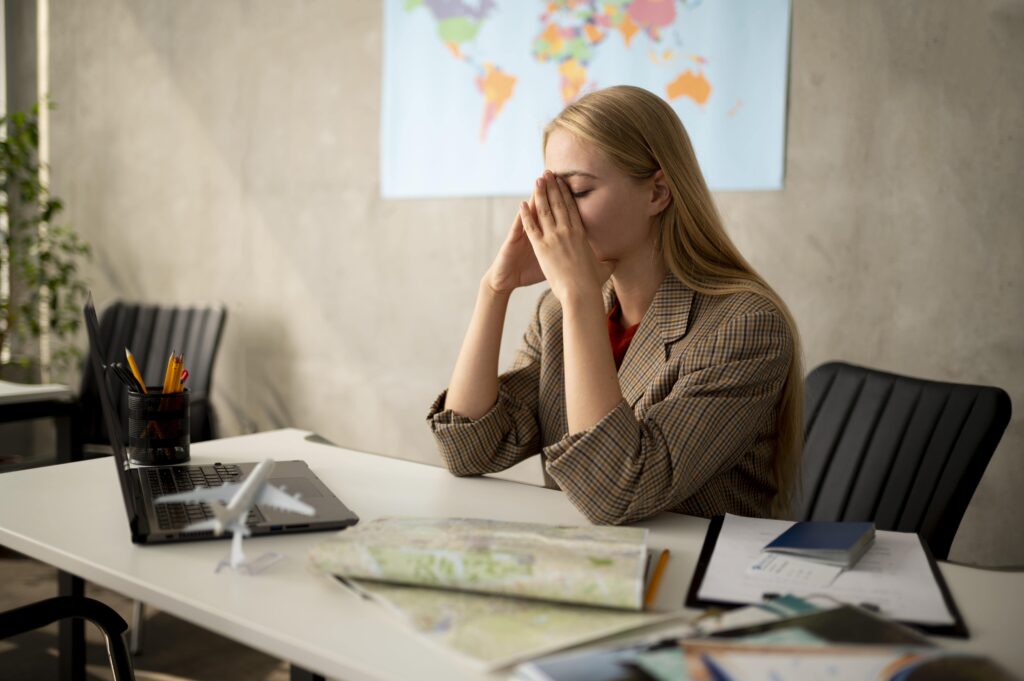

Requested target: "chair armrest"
[
  {"left": 0, "top": 596, "right": 134, "bottom": 679},
  {"left": 0, "top": 595, "right": 127, "bottom": 638}
]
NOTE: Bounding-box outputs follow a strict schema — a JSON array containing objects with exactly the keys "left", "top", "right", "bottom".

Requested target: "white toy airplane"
[{"left": 155, "top": 458, "right": 315, "bottom": 573}]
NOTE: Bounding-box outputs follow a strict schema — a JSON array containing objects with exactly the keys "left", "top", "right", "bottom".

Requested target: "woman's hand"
[
  {"left": 520, "top": 171, "right": 611, "bottom": 304},
  {"left": 484, "top": 199, "right": 546, "bottom": 295}
]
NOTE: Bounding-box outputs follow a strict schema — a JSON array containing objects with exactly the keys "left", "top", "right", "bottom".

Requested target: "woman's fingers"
[
  {"left": 505, "top": 209, "right": 524, "bottom": 243},
  {"left": 519, "top": 200, "right": 540, "bottom": 240},
  {"left": 554, "top": 176, "right": 585, "bottom": 232},
  {"left": 532, "top": 176, "right": 555, "bottom": 233},
  {"left": 543, "top": 172, "right": 572, "bottom": 229}
]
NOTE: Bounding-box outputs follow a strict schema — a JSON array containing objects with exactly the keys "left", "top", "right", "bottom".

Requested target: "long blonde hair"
[{"left": 544, "top": 85, "right": 803, "bottom": 517}]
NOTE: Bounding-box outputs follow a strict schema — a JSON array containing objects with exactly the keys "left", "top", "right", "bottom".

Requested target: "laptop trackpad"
[
  {"left": 268, "top": 477, "right": 322, "bottom": 499},
  {"left": 257, "top": 477, "right": 325, "bottom": 523}
]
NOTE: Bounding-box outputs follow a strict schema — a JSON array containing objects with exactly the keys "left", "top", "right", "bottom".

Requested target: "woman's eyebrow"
[{"left": 557, "top": 171, "right": 599, "bottom": 180}]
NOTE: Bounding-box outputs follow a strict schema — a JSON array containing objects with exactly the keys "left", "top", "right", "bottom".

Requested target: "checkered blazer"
[{"left": 428, "top": 274, "right": 793, "bottom": 524}]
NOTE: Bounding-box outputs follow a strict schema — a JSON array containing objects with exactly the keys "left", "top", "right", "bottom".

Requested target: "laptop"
[{"left": 84, "top": 294, "right": 359, "bottom": 544}]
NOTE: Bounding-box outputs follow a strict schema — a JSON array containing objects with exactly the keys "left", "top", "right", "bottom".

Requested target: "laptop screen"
[{"left": 83, "top": 293, "right": 140, "bottom": 523}]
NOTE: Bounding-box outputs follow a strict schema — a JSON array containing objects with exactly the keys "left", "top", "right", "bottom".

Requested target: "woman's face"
[{"left": 543, "top": 127, "right": 660, "bottom": 268}]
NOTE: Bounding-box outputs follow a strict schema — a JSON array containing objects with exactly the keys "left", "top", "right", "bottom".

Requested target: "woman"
[{"left": 427, "top": 85, "right": 802, "bottom": 524}]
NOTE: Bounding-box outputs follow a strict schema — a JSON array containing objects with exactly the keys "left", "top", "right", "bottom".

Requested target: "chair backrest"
[
  {"left": 78, "top": 301, "right": 227, "bottom": 445},
  {"left": 800, "top": 361, "right": 1011, "bottom": 559}
]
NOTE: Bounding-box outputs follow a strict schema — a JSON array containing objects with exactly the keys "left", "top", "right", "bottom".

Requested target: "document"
[
  {"left": 697, "top": 515, "right": 955, "bottom": 626},
  {"left": 747, "top": 553, "right": 844, "bottom": 588}
]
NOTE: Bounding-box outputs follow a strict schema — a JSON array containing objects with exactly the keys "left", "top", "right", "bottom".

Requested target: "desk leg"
[
  {"left": 290, "top": 665, "right": 325, "bottom": 681},
  {"left": 56, "top": 414, "right": 72, "bottom": 464},
  {"left": 58, "top": 571, "right": 86, "bottom": 681},
  {"left": 55, "top": 411, "right": 82, "bottom": 464}
]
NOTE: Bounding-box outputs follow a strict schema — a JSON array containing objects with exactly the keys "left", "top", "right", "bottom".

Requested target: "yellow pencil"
[
  {"left": 644, "top": 548, "right": 671, "bottom": 609},
  {"left": 162, "top": 352, "right": 176, "bottom": 394},
  {"left": 125, "top": 348, "right": 147, "bottom": 394}
]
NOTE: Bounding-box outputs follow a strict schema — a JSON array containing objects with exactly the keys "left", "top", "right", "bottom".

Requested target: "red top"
[{"left": 607, "top": 301, "right": 641, "bottom": 370}]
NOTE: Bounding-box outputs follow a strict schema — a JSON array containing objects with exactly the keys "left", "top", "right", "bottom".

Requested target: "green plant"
[{"left": 1, "top": 102, "right": 91, "bottom": 380}]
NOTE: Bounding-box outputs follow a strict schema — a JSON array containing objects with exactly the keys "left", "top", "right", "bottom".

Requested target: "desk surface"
[
  {"left": 0, "top": 379, "right": 72, "bottom": 406},
  {"left": 0, "top": 429, "right": 1020, "bottom": 680}
]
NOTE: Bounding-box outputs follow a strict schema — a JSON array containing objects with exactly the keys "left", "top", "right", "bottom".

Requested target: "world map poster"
[{"left": 381, "top": 0, "right": 791, "bottom": 198}]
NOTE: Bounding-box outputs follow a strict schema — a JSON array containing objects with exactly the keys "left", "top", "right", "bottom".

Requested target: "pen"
[
  {"left": 644, "top": 548, "right": 671, "bottom": 608},
  {"left": 700, "top": 653, "right": 736, "bottom": 681},
  {"left": 125, "top": 348, "right": 147, "bottom": 394},
  {"left": 109, "top": 363, "right": 138, "bottom": 391}
]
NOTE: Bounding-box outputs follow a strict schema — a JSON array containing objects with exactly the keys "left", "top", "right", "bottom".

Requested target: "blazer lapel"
[{"left": 618, "top": 275, "right": 695, "bottom": 408}]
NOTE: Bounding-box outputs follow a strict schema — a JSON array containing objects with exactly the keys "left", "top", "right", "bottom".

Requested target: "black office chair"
[
  {"left": 78, "top": 300, "right": 228, "bottom": 454},
  {"left": 0, "top": 596, "right": 134, "bottom": 680},
  {"left": 799, "top": 361, "right": 1011, "bottom": 560}
]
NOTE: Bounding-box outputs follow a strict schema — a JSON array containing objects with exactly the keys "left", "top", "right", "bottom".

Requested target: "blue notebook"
[{"left": 764, "top": 521, "right": 875, "bottom": 568}]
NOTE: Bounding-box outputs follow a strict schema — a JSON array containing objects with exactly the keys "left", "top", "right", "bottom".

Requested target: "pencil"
[
  {"left": 125, "top": 348, "right": 147, "bottom": 394},
  {"left": 644, "top": 548, "right": 671, "bottom": 609},
  {"left": 162, "top": 351, "right": 176, "bottom": 393}
]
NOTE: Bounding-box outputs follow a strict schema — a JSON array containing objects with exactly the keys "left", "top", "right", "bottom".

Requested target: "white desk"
[
  {"left": 0, "top": 379, "right": 76, "bottom": 465},
  {"left": 0, "top": 429, "right": 1020, "bottom": 680},
  {"left": 0, "top": 379, "right": 73, "bottom": 405}
]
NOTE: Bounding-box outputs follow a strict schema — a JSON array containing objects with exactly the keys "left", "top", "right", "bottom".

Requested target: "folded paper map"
[{"left": 310, "top": 517, "right": 681, "bottom": 669}]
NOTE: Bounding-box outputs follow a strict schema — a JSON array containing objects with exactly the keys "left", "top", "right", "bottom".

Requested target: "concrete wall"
[{"left": 45, "top": 1, "right": 1023, "bottom": 565}]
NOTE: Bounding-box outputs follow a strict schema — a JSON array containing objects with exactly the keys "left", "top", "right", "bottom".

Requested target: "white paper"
[
  {"left": 697, "top": 515, "right": 954, "bottom": 626},
  {"left": 747, "top": 553, "right": 843, "bottom": 588}
]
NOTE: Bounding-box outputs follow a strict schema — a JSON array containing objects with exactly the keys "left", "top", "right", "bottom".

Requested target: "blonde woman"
[{"left": 428, "top": 85, "right": 802, "bottom": 524}]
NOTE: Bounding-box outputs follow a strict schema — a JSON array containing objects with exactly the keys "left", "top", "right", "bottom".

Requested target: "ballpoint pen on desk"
[{"left": 700, "top": 653, "right": 736, "bottom": 681}]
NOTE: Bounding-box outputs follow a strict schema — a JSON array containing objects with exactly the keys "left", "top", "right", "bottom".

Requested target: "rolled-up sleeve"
[
  {"left": 427, "top": 292, "right": 549, "bottom": 476},
  {"left": 544, "top": 309, "right": 792, "bottom": 525}
]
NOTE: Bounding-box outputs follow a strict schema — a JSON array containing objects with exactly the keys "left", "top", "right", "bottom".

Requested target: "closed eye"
[{"left": 571, "top": 190, "right": 592, "bottom": 198}]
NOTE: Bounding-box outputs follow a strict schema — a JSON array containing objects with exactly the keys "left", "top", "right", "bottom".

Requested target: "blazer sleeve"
[
  {"left": 543, "top": 308, "right": 792, "bottom": 525},
  {"left": 426, "top": 291, "right": 548, "bottom": 476}
]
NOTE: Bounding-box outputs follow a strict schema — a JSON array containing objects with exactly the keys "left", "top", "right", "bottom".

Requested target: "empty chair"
[
  {"left": 799, "top": 361, "right": 1011, "bottom": 560},
  {"left": 78, "top": 301, "right": 227, "bottom": 453}
]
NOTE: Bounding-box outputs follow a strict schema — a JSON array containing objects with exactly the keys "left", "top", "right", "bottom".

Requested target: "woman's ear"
[{"left": 649, "top": 169, "right": 672, "bottom": 216}]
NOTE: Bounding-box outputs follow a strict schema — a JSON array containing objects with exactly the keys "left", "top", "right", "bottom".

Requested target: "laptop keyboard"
[{"left": 146, "top": 464, "right": 266, "bottom": 530}]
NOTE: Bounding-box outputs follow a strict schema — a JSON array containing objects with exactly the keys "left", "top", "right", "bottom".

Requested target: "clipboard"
[{"left": 685, "top": 515, "right": 969, "bottom": 638}]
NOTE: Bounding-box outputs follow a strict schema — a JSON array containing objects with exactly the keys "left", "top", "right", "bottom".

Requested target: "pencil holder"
[{"left": 127, "top": 388, "right": 190, "bottom": 466}]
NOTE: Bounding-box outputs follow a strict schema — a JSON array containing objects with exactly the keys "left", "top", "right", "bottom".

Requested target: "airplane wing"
[
  {"left": 154, "top": 482, "right": 240, "bottom": 505},
  {"left": 181, "top": 518, "right": 223, "bottom": 534},
  {"left": 255, "top": 484, "right": 316, "bottom": 516}
]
